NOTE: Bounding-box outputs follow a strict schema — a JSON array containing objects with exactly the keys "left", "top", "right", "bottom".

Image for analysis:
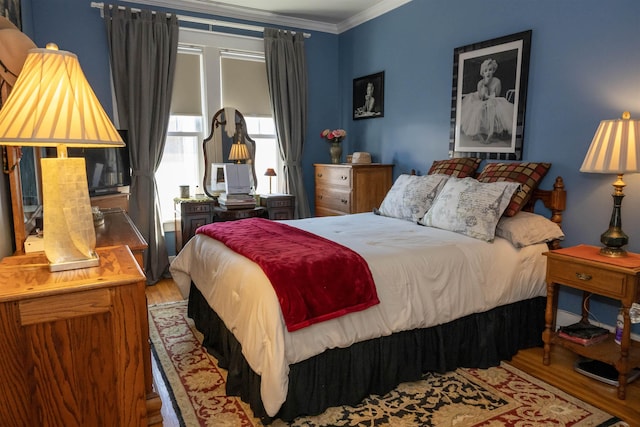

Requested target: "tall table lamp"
[
  {"left": 228, "top": 140, "right": 250, "bottom": 163},
  {"left": 580, "top": 111, "right": 640, "bottom": 257},
  {"left": 0, "top": 43, "right": 124, "bottom": 271},
  {"left": 264, "top": 168, "right": 276, "bottom": 193}
]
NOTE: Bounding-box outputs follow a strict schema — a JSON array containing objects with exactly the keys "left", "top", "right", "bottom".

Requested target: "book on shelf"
[
  {"left": 557, "top": 322, "right": 609, "bottom": 346},
  {"left": 558, "top": 330, "right": 610, "bottom": 346}
]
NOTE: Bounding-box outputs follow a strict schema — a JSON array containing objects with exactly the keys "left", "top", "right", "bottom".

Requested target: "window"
[
  {"left": 245, "top": 116, "right": 279, "bottom": 193},
  {"left": 157, "top": 30, "right": 280, "bottom": 228},
  {"left": 156, "top": 115, "right": 204, "bottom": 226}
]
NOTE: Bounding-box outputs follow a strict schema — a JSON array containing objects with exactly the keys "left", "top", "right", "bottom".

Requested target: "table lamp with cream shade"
[
  {"left": 228, "top": 139, "right": 250, "bottom": 163},
  {"left": 0, "top": 43, "right": 124, "bottom": 271},
  {"left": 580, "top": 111, "right": 640, "bottom": 257}
]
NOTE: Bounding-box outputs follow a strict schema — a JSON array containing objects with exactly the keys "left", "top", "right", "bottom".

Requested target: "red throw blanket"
[{"left": 196, "top": 218, "right": 379, "bottom": 332}]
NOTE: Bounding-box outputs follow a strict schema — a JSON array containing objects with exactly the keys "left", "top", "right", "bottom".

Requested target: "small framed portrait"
[
  {"left": 449, "top": 30, "right": 532, "bottom": 160},
  {"left": 353, "top": 71, "right": 384, "bottom": 120}
]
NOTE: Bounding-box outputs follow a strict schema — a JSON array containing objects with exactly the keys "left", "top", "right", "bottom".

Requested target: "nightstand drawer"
[
  {"left": 184, "top": 203, "right": 212, "bottom": 214},
  {"left": 260, "top": 195, "right": 294, "bottom": 208},
  {"left": 547, "top": 258, "right": 627, "bottom": 298}
]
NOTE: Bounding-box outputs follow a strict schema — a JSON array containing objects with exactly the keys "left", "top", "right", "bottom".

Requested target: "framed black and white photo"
[
  {"left": 449, "top": 30, "right": 532, "bottom": 160},
  {"left": 353, "top": 71, "right": 384, "bottom": 120}
]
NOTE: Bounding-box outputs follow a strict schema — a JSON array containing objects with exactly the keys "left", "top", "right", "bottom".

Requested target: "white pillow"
[
  {"left": 496, "top": 210, "right": 565, "bottom": 248},
  {"left": 420, "top": 177, "right": 520, "bottom": 242},
  {"left": 378, "top": 174, "right": 449, "bottom": 222}
]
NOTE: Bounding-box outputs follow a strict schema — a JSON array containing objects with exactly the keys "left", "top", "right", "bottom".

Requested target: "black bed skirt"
[{"left": 188, "top": 282, "right": 545, "bottom": 424}]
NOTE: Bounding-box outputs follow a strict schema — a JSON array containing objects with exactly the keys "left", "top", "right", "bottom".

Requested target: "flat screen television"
[{"left": 48, "top": 130, "right": 131, "bottom": 196}]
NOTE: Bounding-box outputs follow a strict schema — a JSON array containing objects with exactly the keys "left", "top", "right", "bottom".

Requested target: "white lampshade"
[
  {"left": 0, "top": 44, "right": 124, "bottom": 271},
  {"left": 579, "top": 112, "right": 640, "bottom": 257},
  {"left": 580, "top": 112, "right": 640, "bottom": 174},
  {"left": 229, "top": 142, "right": 250, "bottom": 163},
  {"left": 0, "top": 43, "right": 124, "bottom": 150}
]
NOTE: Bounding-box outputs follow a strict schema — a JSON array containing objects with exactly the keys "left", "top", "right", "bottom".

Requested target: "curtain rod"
[{"left": 90, "top": 2, "right": 311, "bottom": 38}]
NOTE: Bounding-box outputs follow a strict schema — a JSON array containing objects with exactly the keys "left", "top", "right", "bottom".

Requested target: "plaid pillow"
[
  {"left": 427, "top": 157, "right": 482, "bottom": 178},
  {"left": 477, "top": 162, "right": 551, "bottom": 216}
]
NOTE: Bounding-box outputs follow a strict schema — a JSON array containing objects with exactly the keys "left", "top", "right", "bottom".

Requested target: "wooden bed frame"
[{"left": 187, "top": 176, "right": 568, "bottom": 424}]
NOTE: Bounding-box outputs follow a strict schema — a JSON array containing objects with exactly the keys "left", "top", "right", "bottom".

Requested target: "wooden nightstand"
[
  {"left": 174, "top": 197, "right": 217, "bottom": 253},
  {"left": 0, "top": 246, "right": 151, "bottom": 426},
  {"left": 259, "top": 193, "right": 295, "bottom": 220},
  {"left": 543, "top": 245, "right": 640, "bottom": 399}
]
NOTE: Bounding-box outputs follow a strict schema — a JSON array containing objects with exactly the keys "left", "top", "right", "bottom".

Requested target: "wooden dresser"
[
  {"left": 314, "top": 163, "right": 393, "bottom": 216},
  {"left": 0, "top": 245, "right": 150, "bottom": 426}
]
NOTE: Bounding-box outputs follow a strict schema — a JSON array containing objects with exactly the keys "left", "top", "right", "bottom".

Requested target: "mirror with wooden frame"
[
  {"left": 4, "top": 145, "right": 44, "bottom": 253},
  {"left": 202, "top": 108, "right": 257, "bottom": 197}
]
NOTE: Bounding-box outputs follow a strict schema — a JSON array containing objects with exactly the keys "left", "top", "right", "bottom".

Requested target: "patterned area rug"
[{"left": 149, "top": 301, "right": 626, "bottom": 427}]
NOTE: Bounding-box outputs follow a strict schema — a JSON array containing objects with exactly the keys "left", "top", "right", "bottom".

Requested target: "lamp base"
[
  {"left": 599, "top": 246, "right": 627, "bottom": 258},
  {"left": 49, "top": 252, "right": 100, "bottom": 272}
]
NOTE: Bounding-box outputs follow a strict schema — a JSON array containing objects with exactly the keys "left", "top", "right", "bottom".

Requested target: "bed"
[{"left": 170, "top": 162, "right": 567, "bottom": 424}]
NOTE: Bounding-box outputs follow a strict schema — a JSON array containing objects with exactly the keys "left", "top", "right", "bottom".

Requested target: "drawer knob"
[
  {"left": 341, "top": 176, "right": 347, "bottom": 180},
  {"left": 341, "top": 199, "right": 348, "bottom": 204},
  {"left": 317, "top": 173, "right": 323, "bottom": 177},
  {"left": 575, "top": 272, "right": 592, "bottom": 281}
]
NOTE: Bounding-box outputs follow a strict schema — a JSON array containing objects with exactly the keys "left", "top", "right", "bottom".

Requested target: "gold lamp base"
[{"left": 599, "top": 245, "right": 627, "bottom": 258}]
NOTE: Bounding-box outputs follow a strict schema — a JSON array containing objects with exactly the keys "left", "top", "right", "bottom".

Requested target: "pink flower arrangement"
[{"left": 320, "top": 128, "right": 347, "bottom": 143}]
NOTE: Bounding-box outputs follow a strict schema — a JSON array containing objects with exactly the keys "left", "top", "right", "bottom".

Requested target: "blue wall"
[{"left": 25, "top": 0, "right": 640, "bottom": 330}]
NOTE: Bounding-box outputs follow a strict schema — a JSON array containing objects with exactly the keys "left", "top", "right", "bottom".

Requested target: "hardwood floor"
[
  {"left": 509, "top": 346, "right": 640, "bottom": 426},
  {"left": 146, "top": 278, "right": 640, "bottom": 426},
  {"left": 147, "top": 278, "right": 184, "bottom": 427}
]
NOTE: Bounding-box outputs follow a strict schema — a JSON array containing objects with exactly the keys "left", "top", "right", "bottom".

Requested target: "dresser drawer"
[
  {"left": 316, "top": 187, "right": 351, "bottom": 214},
  {"left": 315, "top": 165, "right": 351, "bottom": 188},
  {"left": 547, "top": 258, "right": 627, "bottom": 299},
  {"left": 183, "top": 202, "right": 213, "bottom": 214}
]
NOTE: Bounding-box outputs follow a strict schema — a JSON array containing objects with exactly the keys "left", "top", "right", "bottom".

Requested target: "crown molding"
[
  {"left": 337, "top": 0, "right": 412, "bottom": 33},
  {"left": 124, "top": 0, "right": 411, "bottom": 34},
  {"left": 128, "top": 0, "right": 339, "bottom": 34}
]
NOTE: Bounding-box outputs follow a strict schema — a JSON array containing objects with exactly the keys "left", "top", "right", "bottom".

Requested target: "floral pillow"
[
  {"left": 420, "top": 177, "right": 520, "bottom": 242},
  {"left": 496, "top": 211, "right": 565, "bottom": 248},
  {"left": 476, "top": 162, "right": 551, "bottom": 217},
  {"left": 377, "top": 174, "right": 449, "bottom": 222},
  {"left": 427, "top": 157, "right": 482, "bottom": 178}
]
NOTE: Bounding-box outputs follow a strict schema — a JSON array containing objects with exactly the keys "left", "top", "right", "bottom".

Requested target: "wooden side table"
[
  {"left": 96, "top": 208, "right": 148, "bottom": 269},
  {"left": 259, "top": 193, "right": 295, "bottom": 220},
  {"left": 0, "top": 246, "right": 150, "bottom": 426},
  {"left": 173, "top": 197, "right": 217, "bottom": 253},
  {"left": 543, "top": 245, "right": 640, "bottom": 399}
]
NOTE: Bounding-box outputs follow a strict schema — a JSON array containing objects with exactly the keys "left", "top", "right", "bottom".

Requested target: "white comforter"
[{"left": 170, "top": 213, "right": 548, "bottom": 416}]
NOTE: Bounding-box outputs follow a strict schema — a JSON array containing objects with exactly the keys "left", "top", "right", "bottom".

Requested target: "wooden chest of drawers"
[{"left": 314, "top": 163, "right": 393, "bottom": 216}]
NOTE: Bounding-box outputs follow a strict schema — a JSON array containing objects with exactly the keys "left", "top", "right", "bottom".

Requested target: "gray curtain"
[
  {"left": 104, "top": 6, "right": 178, "bottom": 284},
  {"left": 264, "top": 28, "right": 311, "bottom": 219}
]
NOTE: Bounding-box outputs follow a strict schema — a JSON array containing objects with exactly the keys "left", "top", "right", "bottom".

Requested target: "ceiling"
[{"left": 137, "top": 0, "right": 413, "bottom": 33}]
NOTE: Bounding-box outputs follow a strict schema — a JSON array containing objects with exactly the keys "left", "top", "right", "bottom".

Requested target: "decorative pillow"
[
  {"left": 377, "top": 174, "right": 449, "bottom": 222},
  {"left": 476, "top": 162, "right": 551, "bottom": 217},
  {"left": 428, "top": 157, "right": 482, "bottom": 178},
  {"left": 496, "top": 211, "right": 565, "bottom": 248},
  {"left": 420, "top": 177, "right": 520, "bottom": 242}
]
